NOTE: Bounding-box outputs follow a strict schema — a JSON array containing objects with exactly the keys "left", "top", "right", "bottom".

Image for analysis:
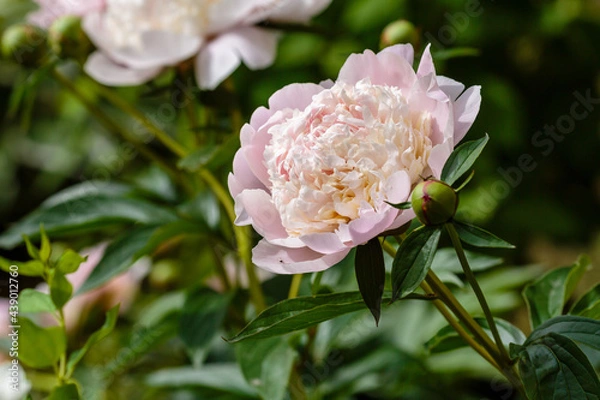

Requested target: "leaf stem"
[
  {"left": 288, "top": 275, "right": 302, "bottom": 299},
  {"left": 89, "top": 78, "right": 188, "bottom": 157},
  {"left": 444, "top": 222, "right": 511, "bottom": 364}
]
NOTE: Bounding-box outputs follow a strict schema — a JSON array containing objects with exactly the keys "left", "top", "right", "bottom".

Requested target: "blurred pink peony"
[
  {"left": 229, "top": 44, "right": 481, "bottom": 274},
  {"left": 37, "top": 243, "right": 149, "bottom": 331},
  {"left": 28, "top": 0, "right": 105, "bottom": 28},
  {"left": 29, "top": 0, "right": 332, "bottom": 89}
]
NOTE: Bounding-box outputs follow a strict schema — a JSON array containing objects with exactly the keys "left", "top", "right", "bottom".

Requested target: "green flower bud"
[
  {"left": 48, "top": 16, "right": 92, "bottom": 62},
  {"left": 380, "top": 20, "right": 419, "bottom": 50},
  {"left": 2, "top": 24, "right": 49, "bottom": 67},
  {"left": 411, "top": 179, "right": 458, "bottom": 226}
]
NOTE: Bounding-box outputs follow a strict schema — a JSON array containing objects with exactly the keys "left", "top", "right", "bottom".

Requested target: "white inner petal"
[
  {"left": 103, "top": 0, "right": 215, "bottom": 48},
  {"left": 265, "top": 79, "right": 433, "bottom": 237}
]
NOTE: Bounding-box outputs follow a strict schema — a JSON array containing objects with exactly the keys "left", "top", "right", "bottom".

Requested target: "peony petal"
[
  {"left": 348, "top": 208, "right": 398, "bottom": 245},
  {"left": 266, "top": 0, "right": 332, "bottom": 23},
  {"left": 234, "top": 189, "right": 287, "bottom": 241},
  {"left": 428, "top": 140, "right": 453, "bottom": 178},
  {"left": 453, "top": 85, "right": 482, "bottom": 143},
  {"left": 385, "top": 170, "right": 411, "bottom": 204},
  {"left": 300, "top": 232, "right": 348, "bottom": 254},
  {"left": 83, "top": 14, "right": 202, "bottom": 70},
  {"left": 267, "top": 82, "right": 326, "bottom": 111},
  {"left": 437, "top": 76, "right": 465, "bottom": 102},
  {"left": 380, "top": 44, "right": 414, "bottom": 65},
  {"left": 228, "top": 150, "right": 266, "bottom": 197},
  {"left": 252, "top": 240, "right": 350, "bottom": 274},
  {"left": 386, "top": 209, "right": 416, "bottom": 231},
  {"left": 337, "top": 49, "right": 416, "bottom": 89},
  {"left": 416, "top": 44, "right": 435, "bottom": 78},
  {"left": 84, "top": 52, "right": 162, "bottom": 86}
]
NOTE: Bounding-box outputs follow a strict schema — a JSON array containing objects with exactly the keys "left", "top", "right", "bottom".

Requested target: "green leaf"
[
  {"left": 236, "top": 337, "right": 297, "bottom": 400},
  {"left": 431, "top": 247, "right": 503, "bottom": 274},
  {"left": 77, "top": 225, "right": 156, "bottom": 294},
  {"left": 453, "top": 220, "right": 515, "bottom": 249},
  {"left": 228, "top": 291, "right": 391, "bottom": 343},
  {"left": 0, "top": 257, "right": 44, "bottom": 277},
  {"left": 146, "top": 365, "right": 258, "bottom": 398},
  {"left": 19, "top": 289, "right": 56, "bottom": 314},
  {"left": 23, "top": 235, "right": 39, "bottom": 260},
  {"left": 39, "top": 225, "right": 51, "bottom": 263},
  {"left": 527, "top": 316, "right": 600, "bottom": 351},
  {"left": 524, "top": 255, "right": 590, "bottom": 329},
  {"left": 56, "top": 249, "right": 86, "bottom": 274},
  {"left": 66, "top": 305, "right": 119, "bottom": 377},
  {"left": 385, "top": 201, "right": 412, "bottom": 210},
  {"left": 0, "top": 195, "right": 177, "bottom": 249},
  {"left": 50, "top": 271, "right": 73, "bottom": 309},
  {"left": 441, "top": 134, "right": 488, "bottom": 186},
  {"left": 179, "top": 288, "right": 231, "bottom": 364},
  {"left": 47, "top": 383, "right": 80, "bottom": 400},
  {"left": 355, "top": 238, "right": 385, "bottom": 325},
  {"left": 391, "top": 226, "right": 441, "bottom": 301},
  {"left": 177, "top": 145, "right": 218, "bottom": 172},
  {"left": 516, "top": 333, "right": 600, "bottom": 400},
  {"left": 570, "top": 284, "right": 600, "bottom": 320},
  {"left": 426, "top": 317, "right": 526, "bottom": 354},
  {"left": 18, "top": 317, "right": 66, "bottom": 368}
]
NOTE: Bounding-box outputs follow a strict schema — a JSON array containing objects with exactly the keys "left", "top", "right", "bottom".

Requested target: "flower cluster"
[
  {"left": 229, "top": 44, "right": 481, "bottom": 273},
  {"left": 28, "top": 0, "right": 331, "bottom": 89}
]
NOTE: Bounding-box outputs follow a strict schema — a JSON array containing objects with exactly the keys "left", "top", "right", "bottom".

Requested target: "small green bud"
[
  {"left": 411, "top": 179, "right": 458, "bottom": 226},
  {"left": 380, "top": 20, "right": 419, "bottom": 50},
  {"left": 1, "top": 24, "right": 49, "bottom": 67},
  {"left": 48, "top": 16, "right": 92, "bottom": 62}
]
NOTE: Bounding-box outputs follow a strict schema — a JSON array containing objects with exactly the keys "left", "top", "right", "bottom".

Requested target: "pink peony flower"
[
  {"left": 29, "top": 0, "right": 332, "bottom": 89},
  {"left": 229, "top": 44, "right": 481, "bottom": 274}
]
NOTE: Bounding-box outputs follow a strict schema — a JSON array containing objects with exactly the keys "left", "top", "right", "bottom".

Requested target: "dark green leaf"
[
  {"left": 146, "top": 365, "right": 258, "bottom": 397},
  {"left": 516, "top": 333, "right": 600, "bottom": 400},
  {"left": 236, "top": 337, "right": 297, "bottom": 400},
  {"left": 56, "top": 249, "right": 86, "bottom": 274},
  {"left": 228, "top": 291, "right": 391, "bottom": 343},
  {"left": 441, "top": 134, "right": 488, "bottom": 186},
  {"left": 77, "top": 225, "right": 156, "bottom": 294},
  {"left": 19, "top": 289, "right": 56, "bottom": 314},
  {"left": 524, "top": 255, "right": 590, "bottom": 329},
  {"left": 0, "top": 257, "right": 44, "bottom": 277},
  {"left": 570, "top": 283, "right": 600, "bottom": 320},
  {"left": 391, "top": 226, "right": 441, "bottom": 301},
  {"left": 527, "top": 316, "right": 600, "bottom": 351},
  {"left": 67, "top": 305, "right": 119, "bottom": 376},
  {"left": 179, "top": 288, "right": 231, "bottom": 364},
  {"left": 426, "top": 317, "right": 526, "bottom": 354},
  {"left": 385, "top": 201, "right": 412, "bottom": 210},
  {"left": 47, "top": 383, "right": 80, "bottom": 400},
  {"left": 19, "top": 317, "right": 66, "bottom": 368},
  {"left": 431, "top": 247, "right": 503, "bottom": 274},
  {"left": 453, "top": 220, "right": 515, "bottom": 249},
  {"left": 355, "top": 238, "right": 385, "bottom": 325},
  {"left": 0, "top": 195, "right": 177, "bottom": 249},
  {"left": 50, "top": 271, "right": 73, "bottom": 309}
]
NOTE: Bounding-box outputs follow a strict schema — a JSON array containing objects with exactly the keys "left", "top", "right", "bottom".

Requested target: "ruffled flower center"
[{"left": 265, "top": 79, "right": 433, "bottom": 237}]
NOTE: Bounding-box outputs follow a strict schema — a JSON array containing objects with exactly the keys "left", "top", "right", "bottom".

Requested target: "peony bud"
[
  {"left": 48, "top": 16, "right": 92, "bottom": 62},
  {"left": 411, "top": 179, "right": 458, "bottom": 226},
  {"left": 1, "top": 24, "right": 49, "bottom": 67},
  {"left": 380, "top": 20, "right": 419, "bottom": 50}
]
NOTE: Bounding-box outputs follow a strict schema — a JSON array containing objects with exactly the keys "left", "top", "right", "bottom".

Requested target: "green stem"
[
  {"left": 288, "top": 274, "right": 302, "bottom": 299},
  {"left": 51, "top": 70, "right": 189, "bottom": 191},
  {"left": 56, "top": 309, "right": 68, "bottom": 382},
  {"left": 311, "top": 271, "right": 324, "bottom": 295},
  {"left": 444, "top": 222, "right": 511, "bottom": 364},
  {"left": 89, "top": 78, "right": 188, "bottom": 157},
  {"left": 198, "top": 168, "right": 266, "bottom": 312}
]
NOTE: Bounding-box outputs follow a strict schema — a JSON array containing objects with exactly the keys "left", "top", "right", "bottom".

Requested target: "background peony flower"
[
  {"left": 229, "top": 44, "right": 481, "bottom": 274},
  {"left": 28, "top": 0, "right": 105, "bottom": 28},
  {"left": 28, "top": 0, "right": 332, "bottom": 89},
  {"left": 36, "top": 243, "right": 149, "bottom": 331}
]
